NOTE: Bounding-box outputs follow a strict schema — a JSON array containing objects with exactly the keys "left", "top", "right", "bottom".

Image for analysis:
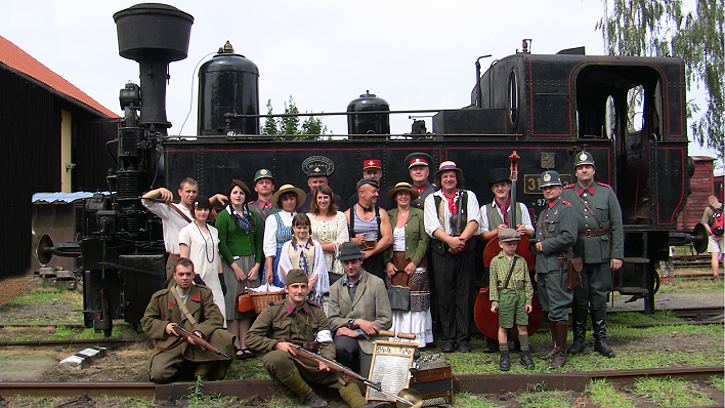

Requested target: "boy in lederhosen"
[{"left": 489, "top": 228, "right": 534, "bottom": 371}]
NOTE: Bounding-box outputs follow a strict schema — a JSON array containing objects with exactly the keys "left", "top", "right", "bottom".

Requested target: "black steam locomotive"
[{"left": 38, "top": 3, "right": 705, "bottom": 335}]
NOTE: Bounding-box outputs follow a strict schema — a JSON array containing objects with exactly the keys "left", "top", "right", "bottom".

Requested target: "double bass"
[{"left": 473, "top": 151, "right": 543, "bottom": 340}]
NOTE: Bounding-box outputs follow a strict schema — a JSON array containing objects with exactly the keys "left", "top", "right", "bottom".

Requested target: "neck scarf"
[
  {"left": 230, "top": 205, "right": 253, "bottom": 234},
  {"left": 494, "top": 197, "right": 511, "bottom": 226},
  {"left": 442, "top": 189, "right": 459, "bottom": 215}
]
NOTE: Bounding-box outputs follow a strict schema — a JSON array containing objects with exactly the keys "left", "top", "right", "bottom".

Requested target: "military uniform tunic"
[
  {"left": 246, "top": 298, "right": 339, "bottom": 386},
  {"left": 561, "top": 182, "right": 623, "bottom": 311},
  {"left": 534, "top": 197, "right": 577, "bottom": 322},
  {"left": 141, "top": 284, "right": 234, "bottom": 383}
]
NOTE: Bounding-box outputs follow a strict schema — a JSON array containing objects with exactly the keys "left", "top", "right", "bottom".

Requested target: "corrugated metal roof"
[
  {"left": 0, "top": 35, "right": 118, "bottom": 118},
  {"left": 32, "top": 192, "right": 110, "bottom": 204}
]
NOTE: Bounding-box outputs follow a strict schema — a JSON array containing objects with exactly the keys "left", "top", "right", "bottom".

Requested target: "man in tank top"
[{"left": 345, "top": 179, "right": 392, "bottom": 280}]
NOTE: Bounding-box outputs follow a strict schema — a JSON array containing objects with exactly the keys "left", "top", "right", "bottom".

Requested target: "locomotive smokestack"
[{"left": 113, "top": 3, "right": 194, "bottom": 135}]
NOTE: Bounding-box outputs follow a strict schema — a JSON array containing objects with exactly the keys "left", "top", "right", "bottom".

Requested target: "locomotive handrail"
[{"left": 224, "top": 108, "right": 473, "bottom": 119}]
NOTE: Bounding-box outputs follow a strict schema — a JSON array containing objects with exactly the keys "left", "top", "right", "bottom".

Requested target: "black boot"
[
  {"left": 520, "top": 351, "right": 535, "bottom": 369},
  {"left": 568, "top": 307, "right": 587, "bottom": 355},
  {"left": 499, "top": 351, "right": 510, "bottom": 371},
  {"left": 591, "top": 309, "right": 615, "bottom": 357}
]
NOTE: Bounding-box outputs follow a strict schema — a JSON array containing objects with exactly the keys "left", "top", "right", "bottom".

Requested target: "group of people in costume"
[{"left": 139, "top": 150, "right": 624, "bottom": 407}]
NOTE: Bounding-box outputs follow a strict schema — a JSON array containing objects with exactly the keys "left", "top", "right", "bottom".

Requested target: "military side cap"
[
  {"left": 574, "top": 151, "right": 595, "bottom": 168},
  {"left": 302, "top": 156, "right": 335, "bottom": 178},
  {"left": 404, "top": 152, "right": 432, "bottom": 169},
  {"left": 338, "top": 242, "right": 364, "bottom": 261},
  {"left": 286, "top": 269, "right": 307, "bottom": 285},
  {"left": 540, "top": 170, "right": 563, "bottom": 188},
  {"left": 498, "top": 228, "right": 521, "bottom": 242},
  {"left": 488, "top": 168, "right": 510, "bottom": 186},
  {"left": 362, "top": 159, "right": 382, "bottom": 170},
  {"left": 254, "top": 168, "right": 274, "bottom": 183}
]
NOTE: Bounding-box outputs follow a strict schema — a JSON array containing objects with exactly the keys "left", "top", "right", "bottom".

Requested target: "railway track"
[
  {"left": 1, "top": 366, "right": 721, "bottom": 401},
  {"left": 0, "top": 338, "right": 144, "bottom": 347}
]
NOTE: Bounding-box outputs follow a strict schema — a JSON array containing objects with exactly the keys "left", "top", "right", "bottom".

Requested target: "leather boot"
[
  {"left": 520, "top": 350, "right": 535, "bottom": 369},
  {"left": 301, "top": 392, "right": 329, "bottom": 408},
  {"left": 549, "top": 322, "right": 568, "bottom": 369},
  {"left": 567, "top": 307, "right": 587, "bottom": 354},
  {"left": 592, "top": 309, "right": 615, "bottom": 357},
  {"left": 499, "top": 351, "right": 510, "bottom": 371},
  {"left": 540, "top": 323, "right": 558, "bottom": 361}
]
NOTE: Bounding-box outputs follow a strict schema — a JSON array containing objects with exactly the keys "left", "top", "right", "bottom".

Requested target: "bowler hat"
[
  {"left": 193, "top": 195, "right": 211, "bottom": 210},
  {"left": 337, "top": 242, "right": 364, "bottom": 261},
  {"left": 387, "top": 181, "right": 420, "bottom": 201},
  {"left": 271, "top": 184, "right": 306, "bottom": 209},
  {"left": 488, "top": 168, "right": 510, "bottom": 186}
]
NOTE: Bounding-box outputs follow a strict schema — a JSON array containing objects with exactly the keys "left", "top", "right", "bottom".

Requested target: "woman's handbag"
[
  {"left": 387, "top": 285, "right": 411, "bottom": 311},
  {"left": 236, "top": 290, "right": 255, "bottom": 313}
]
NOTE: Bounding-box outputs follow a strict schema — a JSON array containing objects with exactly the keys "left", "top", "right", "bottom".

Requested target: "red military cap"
[{"left": 362, "top": 159, "right": 382, "bottom": 170}]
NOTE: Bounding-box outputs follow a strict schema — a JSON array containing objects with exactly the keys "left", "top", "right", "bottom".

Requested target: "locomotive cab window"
[{"left": 575, "top": 65, "right": 664, "bottom": 225}]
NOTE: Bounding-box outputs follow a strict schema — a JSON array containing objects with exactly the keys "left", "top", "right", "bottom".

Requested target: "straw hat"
[
  {"left": 271, "top": 184, "right": 306, "bottom": 208},
  {"left": 387, "top": 181, "right": 420, "bottom": 201}
]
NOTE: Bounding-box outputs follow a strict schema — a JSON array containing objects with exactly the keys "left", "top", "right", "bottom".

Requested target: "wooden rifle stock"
[
  {"left": 293, "top": 345, "right": 415, "bottom": 406},
  {"left": 172, "top": 323, "right": 232, "bottom": 360}
]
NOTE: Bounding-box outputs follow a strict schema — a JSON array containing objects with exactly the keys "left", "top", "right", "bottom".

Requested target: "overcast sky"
[{"left": 2, "top": 0, "right": 717, "bottom": 159}]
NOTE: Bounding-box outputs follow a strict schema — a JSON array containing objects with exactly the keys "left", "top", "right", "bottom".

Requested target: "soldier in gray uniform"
[
  {"left": 561, "top": 151, "right": 623, "bottom": 358},
  {"left": 533, "top": 170, "right": 577, "bottom": 369}
]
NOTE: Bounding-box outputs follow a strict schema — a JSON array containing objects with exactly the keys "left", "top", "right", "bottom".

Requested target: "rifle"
[
  {"left": 171, "top": 323, "right": 232, "bottom": 361},
  {"left": 293, "top": 344, "right": 417, "bottom": 406}
]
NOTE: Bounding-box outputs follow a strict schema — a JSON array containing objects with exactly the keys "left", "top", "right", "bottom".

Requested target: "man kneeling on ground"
[
  {"left": 246, "top": 269, "right": 388, "bottom": 408},
  {"left": 141, "top": 258, "right": 234, "bottom": 383}
]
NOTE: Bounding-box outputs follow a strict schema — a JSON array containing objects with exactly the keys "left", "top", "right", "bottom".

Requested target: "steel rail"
[
  {"left": 0, "top": 338, "right": 144, "bottom": 347},
  {"left": 1, "top": 366, "right": 721, "bottom": 401},
  {"left": 0, "top": 382, "right": 155, "bottom": 399}
]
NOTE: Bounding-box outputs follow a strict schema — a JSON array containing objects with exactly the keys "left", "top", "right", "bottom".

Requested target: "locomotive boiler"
[{"left": 38, "top": 3, "right": 705, "bottom": 336}]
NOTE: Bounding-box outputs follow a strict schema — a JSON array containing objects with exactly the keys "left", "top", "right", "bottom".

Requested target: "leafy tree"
[
  {"left": 261, "top": 96, "right": 325, "bottom": 140},
  {"left": 262, "top": 99, "right": 279, "bottom": 136},
  {"left": 597, "top": 0, "right": 724, "bottom": 159}
]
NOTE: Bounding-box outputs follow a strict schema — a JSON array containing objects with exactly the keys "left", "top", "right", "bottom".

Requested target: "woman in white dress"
[
  {"left": 179, "top": 195, "right": 226, "bottom": 321},
  {"left": 384, "top": 182, "right": 433, "bottom": 347},
  {"left": 278, "top": 213, "right": 329, "bottom": 305},
  {"left": 306, "top": 185, "right": 349, "bottom": 285}
]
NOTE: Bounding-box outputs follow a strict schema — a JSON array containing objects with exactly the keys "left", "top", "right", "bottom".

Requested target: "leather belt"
[{"left": 579, "top": 228, "right": 609, "bottom": 238}]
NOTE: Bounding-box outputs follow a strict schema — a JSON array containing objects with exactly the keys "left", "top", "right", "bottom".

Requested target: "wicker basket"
[{"left": 250, "top": 291, "right": 285, "bottom": 313}]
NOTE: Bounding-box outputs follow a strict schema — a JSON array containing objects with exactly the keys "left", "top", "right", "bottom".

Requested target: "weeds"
[
  {"left": 184, "top": 376, "right": 240, "bottom": 408},
  {"left": 634, "top": 376, "right": 716, "bottom": 407},
  {"left": 586, "top": 379, "right": 636, "bottom": 408},
  {"left": 516, "top": 390, "right": 574, "bottom": 408},
  {"left": 451, "top": 392, "right": 499, "bottom": 407},
  {"left": 709, "top": 374, "right": 724, "bottom": 392}
]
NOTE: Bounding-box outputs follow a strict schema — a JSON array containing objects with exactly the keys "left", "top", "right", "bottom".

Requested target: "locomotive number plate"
[{"left": 523, "top": 173, "right": 572, "bottom": 194}]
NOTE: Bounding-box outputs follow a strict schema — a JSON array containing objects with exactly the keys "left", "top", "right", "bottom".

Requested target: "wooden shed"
[
  {"left": 677, "top": 156, "right": 721, "bottom": 231},
  {"left": 0, "top": 35, "right": 118, "bottom": 278}
]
